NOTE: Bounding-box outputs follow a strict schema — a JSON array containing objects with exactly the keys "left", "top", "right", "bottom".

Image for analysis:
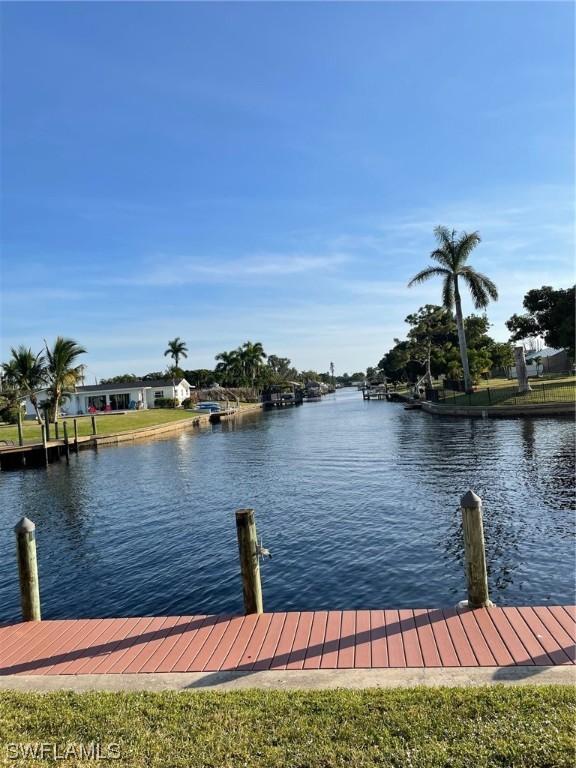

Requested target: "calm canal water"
[{"left": 1, "top": 389, "right": 574, "bottom": 621}]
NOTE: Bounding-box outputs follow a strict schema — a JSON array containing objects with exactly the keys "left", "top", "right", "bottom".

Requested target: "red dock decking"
[{"left": 1, "top": 607, "right": 574, "bottom": 676}]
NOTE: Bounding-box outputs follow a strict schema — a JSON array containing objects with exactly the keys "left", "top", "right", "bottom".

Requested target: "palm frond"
[
  {"left": 460, "top": 267, "right": 498, "bottom": 300},
  {"left": 461, "top": 271, "right": 490, "bottom": 309},
  {"left": 407, "top": 266, "right": 449, "bottom": 287},
  {"left": 442, "top": 275, "right": 455, "bottom": 310},
  {"left": 429, "top": 248, "right": 455, "bottom": 269},
  {"left": 454, "top": 231, "right": 481, "bottom": 268},
  {"left": 433, "top": 225, "right": 455, "bottom": 252}
]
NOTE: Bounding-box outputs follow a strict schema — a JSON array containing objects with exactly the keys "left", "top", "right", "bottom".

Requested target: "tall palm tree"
[
  {"left": 44, "top": 337, "right": 87, "bottom": 423},
  {"left": 2, "top": 346, "right": 47, "bottom": 423},
  {"left": 238, "top": 341, "right": 267, "bottom": 386},
  {"left": 164, "top": 337, "right": 188, "bottom": 370},
  {"left": 408, "top": 226, "right": 498, "bottom": 392},
  {"left": 215, "top": 349, "right": 243, "bottom": 386}
]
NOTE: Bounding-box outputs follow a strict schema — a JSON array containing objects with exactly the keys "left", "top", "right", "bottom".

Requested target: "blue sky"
[{"left": 1, "top": 2, "right": 574, "bottom": 380}]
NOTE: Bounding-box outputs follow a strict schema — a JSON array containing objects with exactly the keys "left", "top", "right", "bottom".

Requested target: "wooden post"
[
  {"left": 17, "top": 411, "right": 24, "bottom": 447},
  {"left": 514, "top": 346, "right": 532, "bottom": 393},
  {"left": 235, "top": 508, "right": 263, "bottom": 614},
  {"left": 74, "top": 418, "right": 79, "bottom": 452},
  {"left": 460, "top": 490, "right": 491, "bottom": 608},
  {"left": 41, "top": 424, "right": 48, "bottom": 467},
  {"left": 91, "top": 415, "right": 97, "bottom": 435},
  {"left": 54, "top": 422, "right": 59, "bottom": 440},
  {"left": 44, "top": 417, "right": 50, "bottom": 442},
  {"left": 14, "top": 517, "right": 41, "bottom": 621},
  {"left": 62, "top": 421, "right": 70, "bottom": 462}
]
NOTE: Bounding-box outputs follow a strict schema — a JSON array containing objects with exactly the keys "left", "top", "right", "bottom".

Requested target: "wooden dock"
[{"left": 1, "top": 607, "right": 573, "bottom": 676}]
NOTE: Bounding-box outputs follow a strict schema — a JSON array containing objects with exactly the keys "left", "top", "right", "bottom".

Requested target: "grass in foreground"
[{"left": 0, "top": 686, "right": 574, "bottom": 767}]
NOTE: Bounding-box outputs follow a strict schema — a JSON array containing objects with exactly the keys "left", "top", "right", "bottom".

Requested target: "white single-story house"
[{"left": 24, "top": 379, "right": 192, "bottom": 417}]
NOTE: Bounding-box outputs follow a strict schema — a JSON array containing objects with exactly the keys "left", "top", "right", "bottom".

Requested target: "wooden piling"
[
  {"left": 460, "top": 490, "right": 491, "bottom": 608},
  {"left": 91, "top": 415, "right": 97, "bottom": 436},
  {"left": 54, "top": 422, "right": 59, "bottom": 441},
  {"left": 235, "top": 508, "right": 263, "bottom": 614},
  {"left": 44, "top": 418, "right": 50, "bottom": 442},
  {"left": 63, "top": 421, "right": 70, "bottom": 462},
  {"left": 41, "top": 424, "right": 48, "bottom": 467},
  {"left": 73, "top": 419, "right": 79, "bottom": 452},
  {"left": 17, "top": 411, "right": 24, "bottom": 447},
  {"left": 14, "top": 517, "right": 41, "bottom": 621}
]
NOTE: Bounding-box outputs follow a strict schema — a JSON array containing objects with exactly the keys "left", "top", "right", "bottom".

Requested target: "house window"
[
  {"left": 154, "top": 391, "right": 164, "bottom": 399},
  {"left": 109, "top": 393, "right": 130, "bottom": 410}
]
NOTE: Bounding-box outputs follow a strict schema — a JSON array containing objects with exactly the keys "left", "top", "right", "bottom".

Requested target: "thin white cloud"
[{"left": 106, "top": 252, "right": 350, "bottom": 287}]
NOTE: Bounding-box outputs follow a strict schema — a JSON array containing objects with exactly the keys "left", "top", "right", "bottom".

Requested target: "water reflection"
[{"left": 0, "top": 391, "right": 574, "bottom": 621}]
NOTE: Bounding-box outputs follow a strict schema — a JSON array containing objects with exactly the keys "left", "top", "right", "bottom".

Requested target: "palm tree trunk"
[
  {"left": 30, "top": 394, "right": 42, "bottom": 424},
  {"left": 426, "top": 340, "right": 433, "bottom": 387},
  {"left": 53, "top": 388, "right": 60, "bottom": 424},
  {"left": 454, "top": 277, "right": 473, "bottom": 393}
]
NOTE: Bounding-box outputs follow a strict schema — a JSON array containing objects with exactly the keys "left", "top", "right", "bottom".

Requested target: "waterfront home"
[{"left": 24, "top": 379, "right": 192, "bottom": 416}]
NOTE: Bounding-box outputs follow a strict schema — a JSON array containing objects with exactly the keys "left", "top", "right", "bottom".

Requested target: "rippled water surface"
[{"left": 1, "top": 390, "right": 574, "bottom": 620}]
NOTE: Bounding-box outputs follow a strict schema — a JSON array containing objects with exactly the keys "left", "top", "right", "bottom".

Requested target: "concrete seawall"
[
  {"left": 0, "top": 404, "right": 265, "bottom": 469},
  {"left": 421, "top": 401, "right": 575, "bottom": 419},
  {"left": 93, "top": 403, "right": 264, "bottom": 446}
]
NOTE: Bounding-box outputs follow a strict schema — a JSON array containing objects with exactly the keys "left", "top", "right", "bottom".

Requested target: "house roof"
[
  {"left": 524, "top": 347, "right": 565, "bottom": 360},
  {"left": 71, "top": 379, "right": 189, "bottom": 393}
]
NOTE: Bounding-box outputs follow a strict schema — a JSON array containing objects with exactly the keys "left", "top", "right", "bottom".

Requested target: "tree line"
[
  {"left": 104, "top": 338, "right": 344, "bottom": 390},
  {"left": 370, "top": 226, "right": 574, "bottom": 389}
]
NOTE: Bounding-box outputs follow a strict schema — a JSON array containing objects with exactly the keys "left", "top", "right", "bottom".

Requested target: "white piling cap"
[
  {"left": 14, "top": 517, "right": 36, "bottom": 533},
  {"left": 461, "top": 490, "right": 482, "bottom": 508}
]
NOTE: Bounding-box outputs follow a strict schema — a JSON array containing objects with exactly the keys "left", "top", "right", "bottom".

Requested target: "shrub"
[
  {"left": 0, "top": 402, "right": 21, "bottom": 424},
  {"left": 154, "top": 397, "right": 178, "bottom": 409}
]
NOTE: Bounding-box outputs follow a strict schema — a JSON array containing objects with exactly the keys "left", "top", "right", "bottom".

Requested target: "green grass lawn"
[
  {"left": 0, "top": 687, "right": 573, "bottom": 767},
  {"left": 0, "top": 409, "right": 203, "bottom": 445},
  {"left": 435, "top": 377, "right": 576, "bottom": 408}
]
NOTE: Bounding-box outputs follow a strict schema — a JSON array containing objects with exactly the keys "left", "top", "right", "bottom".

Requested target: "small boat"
[
  {"left": 404, "top": 401, "right": 422, "bottom": 410},
  {"left": 195, "top": 401, "right": 221, "bottom": 413}
]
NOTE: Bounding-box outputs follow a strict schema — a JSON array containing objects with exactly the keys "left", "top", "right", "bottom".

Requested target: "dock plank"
[
  {"left": 269, "top": 612, "right": 300, "bottom": 670},
  {"left": 516, "top": 608, "right": 572, "bottom": 665},
  {"left": 354, "top": 610, "right": 371, "bottom": 668},
  {"left": 253, "top": 613, "right": 287, "bottom": 671},
  {"left": 369, "top": 610, "right": 388, "bottom": 667},
  {"left": 286, "top": 612, "right": 315, "bottom": 670},
  {"left": 1, "top": 606, "right": 573, "bottom": 675},
  {"left": 385, "top": 609, "right": 406, "bottom": 667},
  {"left": 319, "top": 611, "right": 342, "bottom": 669},
  {"left": 302, "top": 611, "right": 328, "bottom": 670}
]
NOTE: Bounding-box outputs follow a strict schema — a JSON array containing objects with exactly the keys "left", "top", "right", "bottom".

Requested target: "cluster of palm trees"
[
  {"left": 1, "top": 337, "right": 86, "bottom": 423},
  {"left": 408, "top": 226, "right": 498, "bottom": 393},
  {"left": 215, "top": 342, "right": 267, "bottom": 387}
]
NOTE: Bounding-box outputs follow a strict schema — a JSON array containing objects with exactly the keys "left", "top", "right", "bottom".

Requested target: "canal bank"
[
  {"left": 0, "top": 403, "right": 265, "bottom": 470},
  {"left": 420, "top": 401, "right": 575, "bottom": 418}
]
